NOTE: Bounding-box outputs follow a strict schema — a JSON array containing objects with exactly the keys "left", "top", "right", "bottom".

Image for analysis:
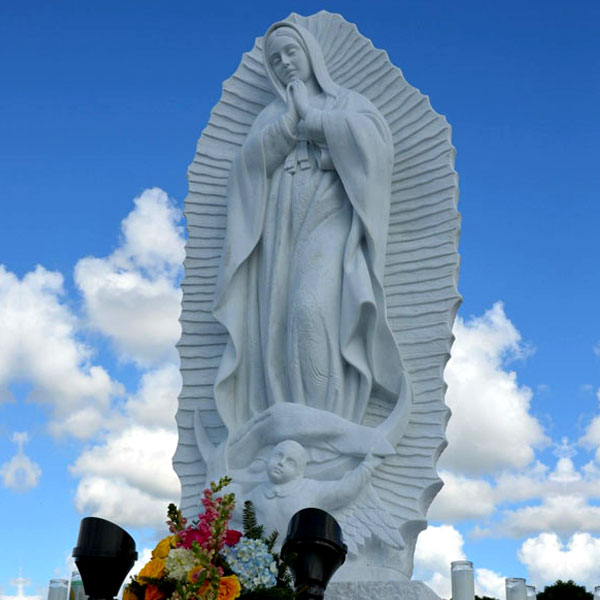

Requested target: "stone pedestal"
[{"left": 325, "top": 581, "right": 442, "bottom": 600}]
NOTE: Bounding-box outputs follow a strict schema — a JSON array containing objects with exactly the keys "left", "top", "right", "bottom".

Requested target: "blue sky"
[{"left": 1, "top": 1, "right": 599, "bottom": 599}]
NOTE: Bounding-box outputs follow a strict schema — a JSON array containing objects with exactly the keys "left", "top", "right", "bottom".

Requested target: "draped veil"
[{"left": 212, "top": 21, "right": 405, "bottom": 436}]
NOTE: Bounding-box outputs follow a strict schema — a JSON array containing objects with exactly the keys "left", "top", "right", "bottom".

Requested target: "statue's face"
[
  {"left": 267, "top": 33, "right": 312, "bottom": 86},
  {"left": 267, "top": 441, "right": 305, "bottom": 483}
]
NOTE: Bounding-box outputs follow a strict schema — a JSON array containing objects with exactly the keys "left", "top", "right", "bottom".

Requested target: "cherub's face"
[
  {"left": 267, "top": 442, "right": 304, "bottom": 483},
  {"left": 268, "top": 34, "right": 312, "bottom": 86}
]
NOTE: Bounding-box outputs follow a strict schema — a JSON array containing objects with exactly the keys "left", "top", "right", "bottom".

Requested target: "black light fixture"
[
  {"left": 73, "top": 517, "right": 138, "bottom": 600},
  {"left": 282, "top": 508, "right": 347, "bottom": 600}
]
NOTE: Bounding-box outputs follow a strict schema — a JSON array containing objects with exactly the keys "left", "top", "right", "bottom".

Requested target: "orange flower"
[
  {"left": 139, "top": 558, "right": 166, "bottom": 580},
  {"left": 122, "top": 587, "right": 139, "bottom": 600},
  {"left": 152, "top": 536, "right": 175, "bottom": 560},
  {"left": 144, "top": 585, "right": 165, "bottom": 600},
  {"left": 217, "top": 575, "right": 241, "bottom": 600},
  {"left": 187, "top": 565, "right": 204, "bottom": 584}
]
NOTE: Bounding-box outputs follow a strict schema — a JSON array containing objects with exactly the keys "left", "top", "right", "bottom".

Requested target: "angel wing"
[
  {"left": 335, "top": 482, "right": 405, "bottom": 556},
  {"left": 174, "top": 10, "right": 460, "bottom": 554}
]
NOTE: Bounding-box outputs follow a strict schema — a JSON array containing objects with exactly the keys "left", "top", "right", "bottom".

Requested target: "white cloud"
[
  {"left": 57, "top": 190, "right": 185, "bottom": 528},
  {"left": 414, "top": 525, "right": 466, "bottom": 598},
  {"left": 519, "top": 532, "right": 600, "bottom": 592},
  {"left": 71, "top": 424, "right": 180, "bottom": 529},
  {"left": 579, "top": 389, "right": 600, "bottom": 463},
  {"left": 502, "top": 495, "right": 600, "bottom": 538},
  {"left": 126, "top": 364, "right": 182, "bottom": 428},
  {"left": 428, "top": 471, "right": 496, "bottom": 522},
  {"left": 74, "top": 188, "right": 184, "bottom": 366},
  {"left": 415, "top": 524, "right": 467, "bottom": 574},
  {"left": 1, "top": 432, "right": 42, "bottom": 493},
  {"left": 73, "top": 474, "right": 177, "bottom": 530},
  {"left": 70, "top": 362, "right": 181, "bottom": 529},
  {"left": 475, "top": 568, "right": 506, "bottom": 600},
  {"left": 0, "top": 265, "right": 122, "bottom": 437},
  {"left": 415, "top": 525, "right": 509, "bottom": 599},
  {"left": 441, "top": 302, "right": 547, "bottom": 476}
]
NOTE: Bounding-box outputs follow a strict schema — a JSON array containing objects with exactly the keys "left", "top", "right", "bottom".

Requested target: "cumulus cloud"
[
  {"left": 579, "top": 389, "right": 600, "bottom": 461},
  {"left": 1, "top": 432, "right": 42, "bottom": 492},
  {"left": 519, "top": 532, "right": 600, "bottom": 592},
  {"left": 74, "top": 188, "right": 184, "bottom": 366},
  {"left": 475, "top": 568, "right": 506, "bottom": 600},
  {"left": 414, "top": 525, "right": 508, "bottom": 599},
  {"left": 70, "top": 364, "right": 181, "bottom": 529},
  {"left": 414, "top": 525, "right": 466, "bottom": 598},
  {"left": 425, "top": 303, "right": 550, "bottom": 523},
  {"left": 71, "top": 425, "right": 180, "bottom": 529},
  {"left": 126, "top": 364, "right": 182, "bottom": 428},
  {"left": 441, "top": 302, "right": 547, "bottom": 476},
  {"left": 502, "top": 495, "right": 600, "bottom": 538},
  {"left": 428, "top": 471, "right": 496, "bottom": 522},
  {"left": 65, "top": 190, "right": 185, "bottom": 527},
  {"left": 0, "top": 266, "right": 122, "bottom": 438}
]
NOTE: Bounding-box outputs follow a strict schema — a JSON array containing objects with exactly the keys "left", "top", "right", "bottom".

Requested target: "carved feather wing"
[
  {"left": 174, "top": 11, "right": 460, "bottom": 533},
  {"left": 335, "top": 483, "right": 405, "bottom": 555}
]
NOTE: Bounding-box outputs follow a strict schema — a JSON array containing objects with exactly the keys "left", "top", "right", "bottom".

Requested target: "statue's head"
[
  {"left": 266, "top": 27, "right": 313, "bottom": 87},
  {"left": 267, "top": 440, "right": 307, "bottom": 483},
  {"left": 263, "top": 21, "right": 340, "bottom": 101}
]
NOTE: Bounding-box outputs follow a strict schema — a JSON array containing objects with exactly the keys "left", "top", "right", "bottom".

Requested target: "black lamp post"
[
  {"left": 72, "top": 517, "right": 138, "bottom": 600},
  {"left": 282, "top": 508, "right": 347, "bottom": 600}
]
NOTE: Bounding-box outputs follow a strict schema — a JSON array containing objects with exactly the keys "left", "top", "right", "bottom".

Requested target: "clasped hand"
[{"left": 286, "top": 79, "right": 309, "bottom": 122}]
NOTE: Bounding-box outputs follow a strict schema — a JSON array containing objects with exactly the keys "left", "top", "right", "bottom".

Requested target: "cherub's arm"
[{"left": 318, "top": 453, "right": 381, "bottom": 510}]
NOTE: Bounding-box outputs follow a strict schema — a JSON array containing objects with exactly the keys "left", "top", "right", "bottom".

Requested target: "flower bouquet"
[{"left": 124, "top": 477, "right": 295, "bottom": 600}]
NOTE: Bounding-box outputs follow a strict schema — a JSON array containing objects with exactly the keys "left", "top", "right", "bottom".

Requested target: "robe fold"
[{"left": 212, "top": 22, "right": 403, "bottom": 436}]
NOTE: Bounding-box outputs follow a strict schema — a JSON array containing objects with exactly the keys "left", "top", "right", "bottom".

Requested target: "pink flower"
[
  {"left": 224, "top": 529, "right": 242, "bottom": 547},
  {"left": 179, "top": 527, "right": 210, "bottom": 550}
]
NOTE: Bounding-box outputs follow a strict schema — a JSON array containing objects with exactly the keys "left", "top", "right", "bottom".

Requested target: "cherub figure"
[
  {"left": 249, "top": 440, "right": 378, "bottom": 537},
  {"left": 229, "top": 438, "right": 402, "bottom": 557}
]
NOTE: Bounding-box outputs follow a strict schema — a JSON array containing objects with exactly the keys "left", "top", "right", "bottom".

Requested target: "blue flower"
[{"left": 222, "top": 539, "right": 278, "bottom": 590}]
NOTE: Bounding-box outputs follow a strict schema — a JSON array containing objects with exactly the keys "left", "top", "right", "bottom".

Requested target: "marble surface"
[
  {"left": 325, "top": 580, "right": 442, "bottom": 600},
  {"left": 174, "top": 10, "right": 460, "bottom": 581}
]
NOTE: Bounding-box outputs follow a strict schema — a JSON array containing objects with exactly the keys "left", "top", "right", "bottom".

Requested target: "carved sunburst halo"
[{"left": 175, "top": 10, "right": 459, "bottom": 577}]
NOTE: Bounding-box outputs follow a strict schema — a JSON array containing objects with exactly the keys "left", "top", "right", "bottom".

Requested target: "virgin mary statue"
[{"left": 212, "top": 21, "right": 403, "bottom": 434}]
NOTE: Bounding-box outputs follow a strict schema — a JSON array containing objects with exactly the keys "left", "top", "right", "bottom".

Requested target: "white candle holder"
[
  {"left": 506, "top": 578, "right": 527, "bottom": 600},
  {"left": 451, "top": 560, "right": 474, "bottom": 600}
]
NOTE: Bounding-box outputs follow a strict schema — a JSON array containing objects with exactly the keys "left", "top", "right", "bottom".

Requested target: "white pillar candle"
[
  {"left": 594, "top": 585, "right": 600, "bottom": 600},
  {"left": 506, "top": 578, "right": 527, "bottom": 600},
  {"left": 48, "top": 580, "right": 69, "bottom": 600},
  {"left": 451, "top": 560, "right": 474, "bottom": 600},
  {"left": 526, "top": 585, "right": 536, "bottom": 599}
]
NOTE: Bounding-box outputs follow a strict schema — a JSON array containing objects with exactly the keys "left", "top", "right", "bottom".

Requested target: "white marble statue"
[
  {"left": 213, "top": 21, "right": 404, "bottom": 433},
  {"left": 174, "top": 11, "right": 460, "bottom": 589},
  {"left": 228, "top": 439, "right": 395, "bottom": 549}
]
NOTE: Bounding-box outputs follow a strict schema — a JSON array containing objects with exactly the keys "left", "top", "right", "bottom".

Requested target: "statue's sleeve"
[{"left": 260, "top": 115, "right": 297, "bottom": 175}]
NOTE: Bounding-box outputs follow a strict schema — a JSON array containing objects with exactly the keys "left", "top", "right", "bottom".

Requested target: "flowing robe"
[{"left": 213, "top": 88, "right": 402, "bottom": 435}]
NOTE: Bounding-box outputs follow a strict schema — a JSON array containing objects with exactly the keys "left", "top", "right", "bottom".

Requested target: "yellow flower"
[
  {"left": 152, "top": 536, "right": 175, "bottom": 560},
  {"left": 138, "top": 558, "right": 166, "bottom": 580},
  {"left": 217, "top": 575, "right": 241, "bottom": 600},
  {"left": 187, "top": 565, "right": 204, "bottom": 584},
  {"left": 122, "top": 587, "right": 139, "bottom": 600}
]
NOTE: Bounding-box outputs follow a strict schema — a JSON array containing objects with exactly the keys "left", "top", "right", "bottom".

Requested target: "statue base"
[{"left": 324, "top": 580, "right": 442, "bottom": 600}]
